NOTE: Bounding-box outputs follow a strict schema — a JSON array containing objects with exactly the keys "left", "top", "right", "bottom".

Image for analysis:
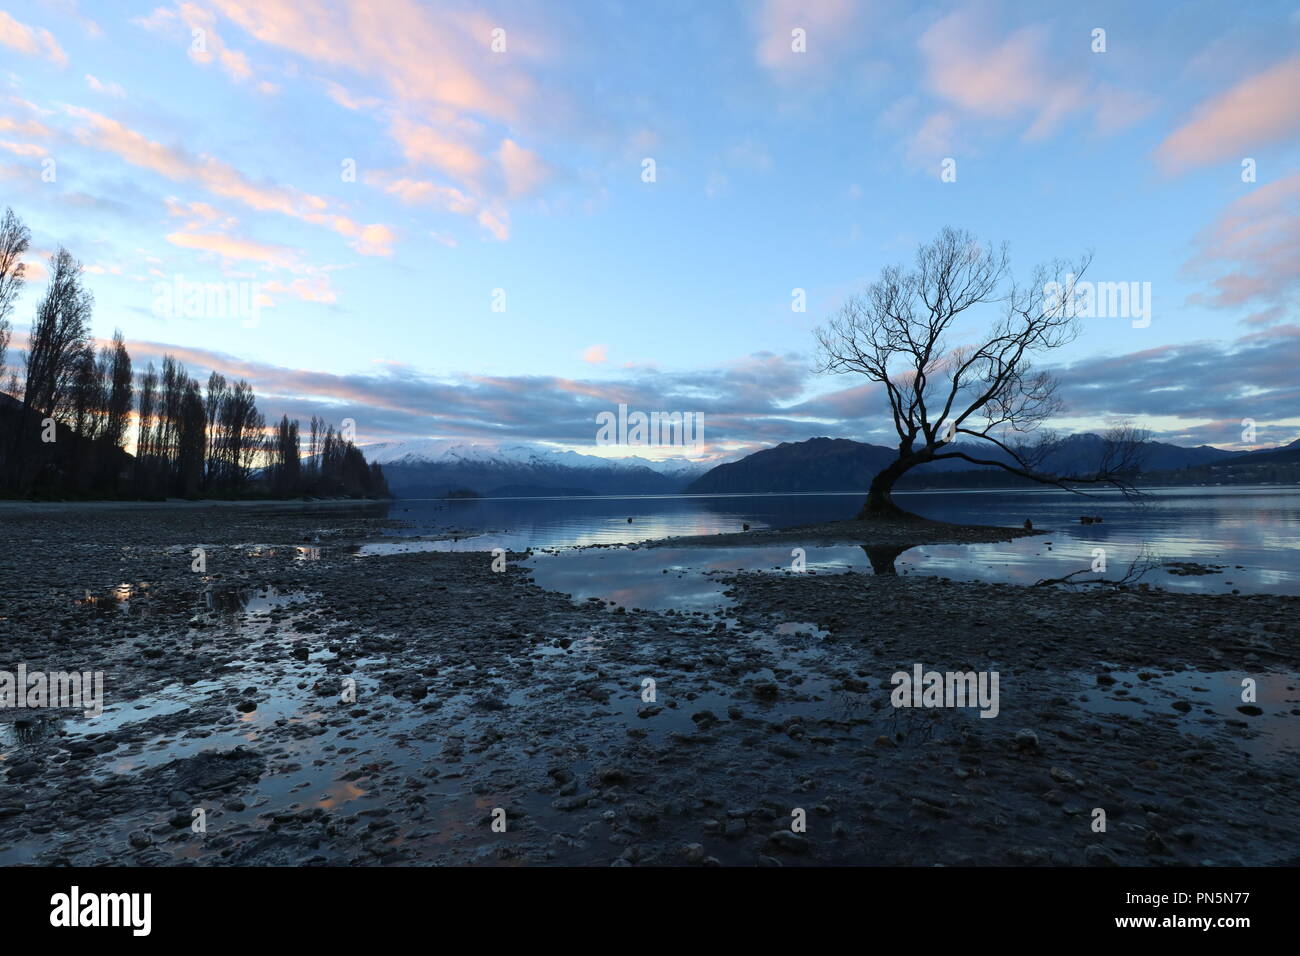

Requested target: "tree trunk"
[{"left": 856, "top": 456, "right": 922, "bottom": 520}]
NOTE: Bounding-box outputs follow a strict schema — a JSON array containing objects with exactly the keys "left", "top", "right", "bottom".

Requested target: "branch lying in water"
[{"left": 1032, "top": 547, "right": 1162, "bottom": 589}]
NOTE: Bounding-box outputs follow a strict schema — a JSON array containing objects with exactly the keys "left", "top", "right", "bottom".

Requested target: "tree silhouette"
[
  {"left": 816, "top": 227, "right": 1145, "bottom": 519},
  {"left": 0, "top": 206, "right": 390, "bottom": 501}
]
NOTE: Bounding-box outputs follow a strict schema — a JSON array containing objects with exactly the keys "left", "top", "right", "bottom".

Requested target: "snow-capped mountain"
[{"left": 358, "top": 439, "right": 717, "bottom": 498}]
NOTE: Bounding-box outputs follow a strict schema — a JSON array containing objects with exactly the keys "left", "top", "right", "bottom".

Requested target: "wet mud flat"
[
  {"left": 0, "top": 504, "right": 1297, "bottom": 866},
  {"left": 648, "top": 514, "right": 1041, "bottom": 549}
]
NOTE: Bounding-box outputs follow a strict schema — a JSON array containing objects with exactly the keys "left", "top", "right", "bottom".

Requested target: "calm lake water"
[{"left": 366, "top": 485, "right": 1300, "bottom": 599}]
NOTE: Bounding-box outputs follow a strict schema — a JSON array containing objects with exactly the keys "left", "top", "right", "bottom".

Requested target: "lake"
[{"left": 361, "top": 485, "right": 1300, "bottom": 602}]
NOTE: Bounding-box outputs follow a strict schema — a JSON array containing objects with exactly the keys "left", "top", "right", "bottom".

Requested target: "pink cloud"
[
  {"left": 0, "top": 141, "right": 46, "bottom": 157},
  {"left": 1183, "top": 173, "right": 1300, "bottom": 322},
  {"left": 21, "top": 256, "right": 48, "bottom": 282},
  {"left": 164, "top": 196, "right": 230, "bottom": 225},
  {"left": 164, "top": 230, "right": 300, "bottom": 268},
  {"left": 498, "top": 139, "right": 554, "bottom": 197},
  {"left": 371, "top": 176, "right": 477, "bottom": 214},
  {"left": 388, "top": 114, "right": 489, "bottom": 184},
  {"left": 0, "top": 107, "right": 53, "bottom": 153},
  {"left": 0, "top": 10, "right": 67, "bottom": 67},
  {"left": 205, "top": 0, "right": 561, "bottom": 236},
  {"left": 350, "top": 223, "right": 397, "bottom": 257},
  {"left": 364, "top": 167, "right": 512, "bottom": 242},
  {"left": 920, "top": 14, "right": 1057, "bottom": 119},
  {"left": 137, "top": 2, "right": 266, "bottom": 86},
  {"left": 911, "top": 8, "right": 1154, "bottom": 158},
  {"left": 322, "top": 80, "right": 382, "bottom": 112},
  {"left": 279, "top": 4, "right": 504, "bottom": 104},
  {"left": 210, "top": 0, "right": 537, "bottom": 122},
  {"left": 85, "top": 74, "right": 126, "bottom": 98},
  {"left": 64, "top": 107, "right": 395, "bottom": 255},
  {"left": 582, "top": 344, "right": 608, "bottom": 364},
  {"left": 476, "top": 206, "right": 509, "bottom": 242},
  {"left": 263, "top": 275, "right": 337, "bottom": 304},
  {"left": 1156, "top": 56, "right": 1300, "bottom": 173},
  {"left": 754, "top": 0, "right": 859, "bottom": 74}
]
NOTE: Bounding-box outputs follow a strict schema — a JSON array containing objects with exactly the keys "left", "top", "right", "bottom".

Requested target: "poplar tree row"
[{"left": 0, "top": 206, "right": 388, "bottom": 499}]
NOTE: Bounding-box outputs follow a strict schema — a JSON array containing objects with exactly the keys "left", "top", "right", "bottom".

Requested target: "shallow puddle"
[
  {"left": 506, "top": 538, "right": 1279, "bottom": 613},
  {"left": 1073, "top": 667, "right": 1300, "bottom": 757}
]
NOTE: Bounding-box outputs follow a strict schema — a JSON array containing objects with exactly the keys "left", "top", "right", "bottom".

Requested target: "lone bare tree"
[{"left": 816, "top": 227, "right": 1146, "bottom": 519}]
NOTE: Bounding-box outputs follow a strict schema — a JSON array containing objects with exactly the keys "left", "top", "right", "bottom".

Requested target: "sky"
[{"left": 1, "top": 0, "right": 1297, "bottom": 461}]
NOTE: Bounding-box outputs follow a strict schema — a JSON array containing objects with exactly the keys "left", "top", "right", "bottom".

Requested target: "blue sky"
[{"left": 2, "top": 0, "right": 1297, "bottom": 458}]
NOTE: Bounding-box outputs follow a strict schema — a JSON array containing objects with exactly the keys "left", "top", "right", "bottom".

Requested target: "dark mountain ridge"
[{"left": 684, "top": 434, "right": 1253, "bottom": 495}]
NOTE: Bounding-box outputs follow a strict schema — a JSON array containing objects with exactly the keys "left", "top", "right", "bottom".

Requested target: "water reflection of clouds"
[
  {"left": 528, "top": 532, "right": 1297, "bottom": 612},
  {"left": 373, "top": 487, "right": 1299, "bottom": 598},
  {"left": 1075, "top": 669, "right": 1300, "bottom": 758}
]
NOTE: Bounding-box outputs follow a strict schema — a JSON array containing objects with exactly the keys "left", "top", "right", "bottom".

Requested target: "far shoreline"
[
  {"left": 1, "top": 481, "right": 1289, "bottom": 512},
  {"left": 0, "top": 497, "right": 390, "bottom": 513}
]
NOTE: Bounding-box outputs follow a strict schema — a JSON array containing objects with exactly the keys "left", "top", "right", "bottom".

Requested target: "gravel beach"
[{"left": 1, "top": 501, "right": 1296, "bottom": 866}]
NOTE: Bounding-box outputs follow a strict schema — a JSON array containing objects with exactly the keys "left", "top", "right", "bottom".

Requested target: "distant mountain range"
[
  {"left": 682, "top": 438, "right": 894, "bottom": 495},
  {"left": 359, "top": 439, "right": 712, "bottom": 497},
  {"left": 358, "top": 434, "right": 1298, "bottom": 498},
  {"left": 1221, "top": 438, "right": 1300, "bottom": 466},
  {"left": 682, "top": 435, "right": 1244, "bottom": 494}
]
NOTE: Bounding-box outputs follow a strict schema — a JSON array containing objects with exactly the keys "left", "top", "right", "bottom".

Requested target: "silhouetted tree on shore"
[
  {"left": 0, "top": 206, "right": 31, "bottom": 482},
  {"left": 270, "top": 415, "right": 301, "bottom": 496},
  {"left": 0, "top": 208, "right": 389, "bottom": 501},
  {"left": 0, "top": 207, "right": 29, "bottom": 391},
  {"left": 8, "top": 246, "right": 95, "bottom": 491},
  {"left": 816, "top": 227, "right": 1145, "bottom": 519},
  {"left": 301, "top": 418, "right": 389, "bottom": 498}
]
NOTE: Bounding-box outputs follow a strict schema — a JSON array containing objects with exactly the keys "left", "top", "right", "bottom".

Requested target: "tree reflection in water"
[{"left": 861, "top": 544, "right": 911, "bottom": 575}]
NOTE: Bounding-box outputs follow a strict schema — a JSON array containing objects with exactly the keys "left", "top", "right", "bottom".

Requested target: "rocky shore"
[{"left": 0, "top": 502, "right": 1296, "bottom": 866}]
